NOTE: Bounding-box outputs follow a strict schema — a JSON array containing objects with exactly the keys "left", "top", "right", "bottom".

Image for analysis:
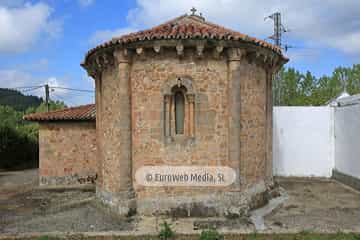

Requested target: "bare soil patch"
[
  {"left": 0, "top": 170, "right": 133, "bottom": 234},
  {"left": 265, "top": 177, "right": 360, "bottom": 233}
]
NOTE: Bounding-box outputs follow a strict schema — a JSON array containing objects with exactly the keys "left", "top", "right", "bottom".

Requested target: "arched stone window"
[
  {"left": 172, "top": 86, "right": 186, "bottom": 134},
  {"left": 174, "top": 92, "right": 185, "bottom": 134},
  {"left": 163, "top": 77, "right": 195, "bottom": 143}
]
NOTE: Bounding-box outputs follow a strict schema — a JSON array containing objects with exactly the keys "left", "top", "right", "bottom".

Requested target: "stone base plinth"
[
  {"left": 136, "top": 181, "right": 272, "bottom": 218},
  {"left": 96, "top": 187, "right": 137, "bottom": 216},
  {"left": 96, "top": 181, "right": 275, "bottom": 218}
]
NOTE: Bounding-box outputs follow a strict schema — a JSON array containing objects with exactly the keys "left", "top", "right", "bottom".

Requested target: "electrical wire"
[
  {"left": 51, "top": 93, "right": 78, "bottom": 106},
  {"left": 9, "top": 85, "right": 44, "bottom": 89},
  {"left": 0, "top": 85, "right": 94, "bottom": 105},
  {"left": 50, "top": 86, "right": 94, "bottom": 93}
]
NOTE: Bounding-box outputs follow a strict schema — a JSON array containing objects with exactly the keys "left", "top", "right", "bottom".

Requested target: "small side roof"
[
  {"left": 23, "top": 104, "right": 95, "bottom": 121},
  {"left": 330, "top": 93, "right": 360, "bottom": 107},
  {"left": 326, "top": 91, "right": 360, "bottom": 107}
]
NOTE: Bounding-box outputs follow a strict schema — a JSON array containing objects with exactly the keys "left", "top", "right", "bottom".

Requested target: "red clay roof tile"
[
  {"left": 83, "top": 14, "right": 286, "bottom": 63},
  {"left": 23, "top": 104, "right": 95, "bottom": 121}
]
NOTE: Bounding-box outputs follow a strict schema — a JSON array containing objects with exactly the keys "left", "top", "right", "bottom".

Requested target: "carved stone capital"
[
  {"left": 164, "top": 94, "right": 172, "bottom": 103},
  {"left": 196, "top": 41, "right": 205, "bottom": 57},
  {"left": 213, "top": 44, "right": 224, "bottom": 59},
  {"left": 247, "top": 51, "right": 265, "bottom": 66},
  {"left": 136, "top": 47, "right": 143, "bottom": 55},
  {"left": 153, "top": 44, "right": 161, "bottom": 53},
  {"left": 82, "top": 50, "right": 115, "bottom": 80},
  {"left": 176, "top": 43, "right": 184, "bottom": 56},
  {"left": 114, "top": 48, "right": 130, "bottom": 64},
  {"left": 186, "top": 94, "right": 195, "bottom": 103},
  {"left": 85, "top": 65, "right": 101, "bottom": 80},
  {"left": 227, "top": 48, "right": 245, "bottom": 61},
  {"left": 96, "top": 52, "right": 114, "bottom": 69}
]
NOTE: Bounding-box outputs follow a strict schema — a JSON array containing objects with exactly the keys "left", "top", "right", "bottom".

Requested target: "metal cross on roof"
[{"left": 190, "top": 7, "right": 197, "bottom": 15}]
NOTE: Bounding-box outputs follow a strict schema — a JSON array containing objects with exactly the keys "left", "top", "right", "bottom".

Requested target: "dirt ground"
[
  {"left": 1, "top": 170, "right": 360, "bottom": 235},
  {"left": 0, "top": 170, "right": 133, "bottom": 234},
  {"left": 265, "top": 177, "right": 360, "bottom": 233}
]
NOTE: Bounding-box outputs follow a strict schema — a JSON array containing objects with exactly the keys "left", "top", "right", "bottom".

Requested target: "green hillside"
[{"left": 0, "top": 88, "right": 43, "bottom": 111}]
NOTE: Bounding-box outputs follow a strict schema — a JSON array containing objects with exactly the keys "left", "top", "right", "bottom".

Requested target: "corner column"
[
  {"left": 97, "top": 48, "right": 135, "bottom": 216},
  {"left": 116, "top": 48, "right": 135, "bottom": 214},
  {"left": 95, "top": 76, "right": 103, "bottom": 187},
  {"left": 227, "top": 48, "right": 245, "bottom": 190},
  {"left": 265, "top": 68, "right": 274, "bottom": 182}
]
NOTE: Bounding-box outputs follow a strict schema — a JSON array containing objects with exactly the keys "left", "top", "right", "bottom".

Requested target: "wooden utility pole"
[{"left": 45, "top": 84, "right": 50, "bottom": 112}]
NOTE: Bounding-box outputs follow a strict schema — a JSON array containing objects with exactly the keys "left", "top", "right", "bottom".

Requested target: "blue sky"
[{"left": 0, "top": 0, "right": 359, "bottom": 106}]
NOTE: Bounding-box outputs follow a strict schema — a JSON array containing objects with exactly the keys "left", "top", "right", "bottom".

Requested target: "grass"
[
  {"left": 29, "top": 233, "right": 360, "bottom": 240},
  {"left": 35, "top": 237, "right": 60, "bottom": 240}
]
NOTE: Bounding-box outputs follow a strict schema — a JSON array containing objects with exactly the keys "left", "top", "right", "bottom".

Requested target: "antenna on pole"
[
  {"left": 265, "top": 12, "right": 291, "bottom": 50},
  {"left": 265, "top": 12, "right": 290, "bottom": 105}
]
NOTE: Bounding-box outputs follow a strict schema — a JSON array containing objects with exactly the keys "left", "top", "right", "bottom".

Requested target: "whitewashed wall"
[
  {"left": 273, "top": 107, "right": 334, "bottom": 177},
  {"left": 334, "top": 104, "right": 360, "bottom": 179}
]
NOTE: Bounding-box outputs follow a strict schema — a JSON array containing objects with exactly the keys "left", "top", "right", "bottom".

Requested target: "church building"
[{"left": 24, "top": 11, "right": 288, "bottom": 217}]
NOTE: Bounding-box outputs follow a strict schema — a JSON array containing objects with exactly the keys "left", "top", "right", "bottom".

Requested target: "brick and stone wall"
[{"left": 38, "top": 121, "right": 97, "bottom": 186}]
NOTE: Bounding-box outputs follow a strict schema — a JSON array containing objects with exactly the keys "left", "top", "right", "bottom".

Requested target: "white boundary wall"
[
  {"left": 334, "top": 104, "right": 360, "bottom": 179},
  {"left": 273, "top": 107, "right": 335, "bottom": 177}
]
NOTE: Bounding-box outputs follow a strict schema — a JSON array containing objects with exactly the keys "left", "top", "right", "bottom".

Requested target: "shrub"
[
  {"left": 199, "top": 229, "right": 223, "bottom": 240},
  {"left": 158, "top": 221, "right": 174, "bottom": 240},
  {"left": 0, "top": 125, "right": 38, "bottom": 170}
]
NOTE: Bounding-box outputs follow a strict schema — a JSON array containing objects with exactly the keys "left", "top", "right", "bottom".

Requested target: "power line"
[
  {"left": 1, "top": 85, "right": 94, "bottom": 93},
  {"left": 51, "top": 89, "right": 94, "bottom": 99},
  {"left": 51, "top": 92, "right": 78, "bottom": 106},
  {"left": 0, "top": 85, "right": 95, "bottom": 107},
  {"left": 9, "top": 85, "right": 45, "bottom": 89},
  {"left": 50, "top": 86, "right": 94, "bottom": 93}
]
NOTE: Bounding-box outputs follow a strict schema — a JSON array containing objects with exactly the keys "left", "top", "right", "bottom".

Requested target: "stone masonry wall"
[
  {"left": 130, "top": 48, "right": 270, "bottom": 198},
  {"left": 239, "top": 61, "right": 268, "bottom": 186},
  {"left": 130, "top": 49, "right": 230, "bottom": 199},
  {"left": 39, "top": 121, "right": 97, "bottom": 186},
  {"left": 97, "top": 47, "right": 273, "bottom": 216}
]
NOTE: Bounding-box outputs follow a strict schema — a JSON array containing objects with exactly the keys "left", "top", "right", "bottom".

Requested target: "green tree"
[
  {"left": 37, "top": 100, "right": 67, "bottom": 112},
  {"left": 0, "top": 99, "right": 66, "bottom": 170},
  {"left": 274, "top": 64, "right": 360, "bottom": 106}
]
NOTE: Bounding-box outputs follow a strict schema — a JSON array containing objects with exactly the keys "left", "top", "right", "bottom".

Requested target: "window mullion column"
[
  {"left": 187, "top": 94, "right": 195, "bottom": 138},
  {"left": 164, "top": 94, "right": 172, "bottom": 143}
]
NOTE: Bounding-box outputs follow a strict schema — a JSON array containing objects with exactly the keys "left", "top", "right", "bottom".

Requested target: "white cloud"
[
  {"left": 46, "top": 77, "right": 69, "bottom": 96},
  {"left": 0, "top": 2, "right": 62, "bottom": 53},
  {"left": 89, "top": 27, "right": 137, "bottom": 46},
  {"left": 123, "top": 0, "right": 360, "bottom": 55},
  {"left": 0, "top": 69, "right": 67, "bottom": 95},
  {"left": 78, "top": 0, "right": 95, "bottom": 7},
  {"left": 0, "top": 69, "right": 34, "bottom": 89}
]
